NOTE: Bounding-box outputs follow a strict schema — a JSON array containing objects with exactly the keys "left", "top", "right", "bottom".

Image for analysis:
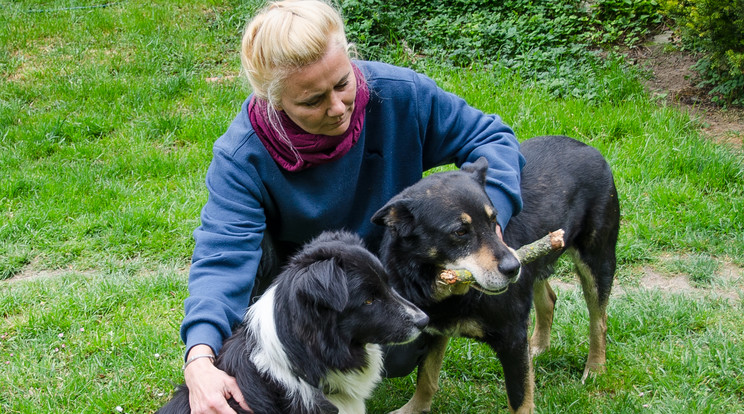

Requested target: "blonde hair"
[{"left": 241, "top": 0, "right": 350, "bottom": 108}]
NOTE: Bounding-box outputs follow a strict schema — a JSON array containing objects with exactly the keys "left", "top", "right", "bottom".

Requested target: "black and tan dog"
[{"left": 372, "top": 135, "right": 620, "bottom": 413}]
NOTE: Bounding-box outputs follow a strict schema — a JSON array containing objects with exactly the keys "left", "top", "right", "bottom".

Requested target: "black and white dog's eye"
[{"left": 364, "top": 298, "right": 375, "bottom": 305}]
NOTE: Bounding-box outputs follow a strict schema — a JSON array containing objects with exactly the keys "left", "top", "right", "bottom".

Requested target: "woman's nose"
[{"left": 327, "top": 92, "right": 346, "bottom": 117}]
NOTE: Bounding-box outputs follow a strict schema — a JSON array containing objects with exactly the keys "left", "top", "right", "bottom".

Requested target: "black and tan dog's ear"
[
  {"left": 371, "top": 199, "right": 416, "bottom": 237},
  {"left": 461, "top": 156, "right": 489, "bottom": 186},
  {"left": 295, "top": 258, "right": 349, "bottom": 313}
]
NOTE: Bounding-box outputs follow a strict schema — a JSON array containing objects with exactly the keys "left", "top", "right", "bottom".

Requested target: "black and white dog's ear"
[
  {"left": 292, "top": 258, "right": 356, "bottom": 378},
  {"left": 295, "top": 259, "right": 349, "bottom": 313},
  {"left": 461, "top": 156, "right": 489, "bottom": 187},
  {"left": 371, "top": 199, "right": 416, "bottom": 237}
]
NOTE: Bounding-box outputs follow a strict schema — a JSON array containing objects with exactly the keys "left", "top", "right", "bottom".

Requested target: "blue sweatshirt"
[{"left": 181, "top": 60, "right": 525, "bottom": 355}]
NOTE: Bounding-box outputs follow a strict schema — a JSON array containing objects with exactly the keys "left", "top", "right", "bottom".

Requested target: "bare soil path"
[{"left": 634, "top": 32, "right": 743, "bottom": 150}]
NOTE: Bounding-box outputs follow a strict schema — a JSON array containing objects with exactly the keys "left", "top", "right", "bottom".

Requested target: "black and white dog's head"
[
  {"left": 246, "top": 231, "right": 428, "bottom": 411},
  {"left": 372, "top": 157, "right": 521, "bottom": 300}
]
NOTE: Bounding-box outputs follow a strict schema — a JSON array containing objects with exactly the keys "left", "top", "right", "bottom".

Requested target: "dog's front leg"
[
  {"left": 497, "top": 339, "right": 535, "bottom": 414},
  {"left": 389, "top": 335, "right": 449, "bottom": 414},
  {"left": 530, "top": 279, "right": 557, "bottom": 357}
]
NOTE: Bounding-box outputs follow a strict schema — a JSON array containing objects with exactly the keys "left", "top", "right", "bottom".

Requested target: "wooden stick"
[
  {"left": 439, "top": 229, "right": 565, "bottom": 285},
  {"left": 516, "top": 229, "right": 565, "bottom": 264}
]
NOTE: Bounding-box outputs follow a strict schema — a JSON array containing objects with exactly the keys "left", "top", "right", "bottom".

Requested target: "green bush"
[
  {"left": 662, "top": 0, "right": 744, "bottom": 106},
  {"left": 342, "top": 0, "right": 743, "bottom": 106},
  {"left": 589, "top": 0, "right": 665, "bottom": 47},
  {"left": 341, "top": 0, "right": 645, "bottom": 102}
]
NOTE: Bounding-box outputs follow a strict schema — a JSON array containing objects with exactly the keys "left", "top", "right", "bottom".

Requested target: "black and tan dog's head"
[{"left": 372, "top": 157, "right": 521, "bottom": 298}]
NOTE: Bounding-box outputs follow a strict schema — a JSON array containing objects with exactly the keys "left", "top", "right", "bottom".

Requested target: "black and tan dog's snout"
[
  {"left": 450, "top": 245, "right": 522, "bottom": 294},
  {"left": 482, "top": 246, "right": 522, "bottom": 292},
  {"left": 498, "top": 250, "right": 521, "bottom": 281}
]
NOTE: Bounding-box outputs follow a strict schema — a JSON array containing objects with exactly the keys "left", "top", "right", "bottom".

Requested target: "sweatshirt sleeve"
[
  {"left": 180, "top": 144, "right": 266, "bottom": 356},
  {"left": 416, "top": 72, "right": 525, "bottom": 230}
]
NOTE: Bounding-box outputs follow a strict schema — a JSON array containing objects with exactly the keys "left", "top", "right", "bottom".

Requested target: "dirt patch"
[
  {"left": 553, "top": 262, "right": 743, "bottom": 305},
  {"left": 4, "top": 261, "right": 97, "bottom": 283},
  {"left": 637, "top": 262, "right": 743, "bottom": 303},
  {"left": 6, "top": 269, "right": 66, "bottom": 283},
  {"left": 631, "top": 31, "right": 743, "bottom": 150},
  {"left": 638, "top": 266, "right": 696, "bottom": 293}
]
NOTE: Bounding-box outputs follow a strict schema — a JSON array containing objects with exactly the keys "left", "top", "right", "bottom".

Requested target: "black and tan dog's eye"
[{"left": 453, "top": 227, "right": 469, "bottom": 237}]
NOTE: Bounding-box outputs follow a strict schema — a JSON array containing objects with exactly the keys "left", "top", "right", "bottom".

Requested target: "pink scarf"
[{"left": 249, "top": 64, "right": 369, "bottom": 172}]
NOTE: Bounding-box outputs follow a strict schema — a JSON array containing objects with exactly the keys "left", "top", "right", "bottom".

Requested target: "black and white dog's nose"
[{"left": 414, "top": 313, "right": 430, "bottom": 330}]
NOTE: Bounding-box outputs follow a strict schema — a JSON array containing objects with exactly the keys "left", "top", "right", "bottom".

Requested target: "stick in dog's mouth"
[
  {"left": 438, "top": 229, "right": 565, "bottom": 294},
  {"left": 471, "top": 282, "right": 510, "bottom": 295}
]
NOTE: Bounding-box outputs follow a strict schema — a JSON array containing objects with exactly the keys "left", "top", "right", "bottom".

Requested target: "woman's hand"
[
  {"left": 496, "top": 224, "right": 504, "bottom": 241},
  {"left": 183, "top": 345, "right": 252, "bottom": 414}
]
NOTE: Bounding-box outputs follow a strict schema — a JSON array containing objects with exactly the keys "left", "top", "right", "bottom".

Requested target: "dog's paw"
[
  {"left": 580, "top": 362, "right": 606, "bottom": 383},
  {"left": 529, "top": 337, "right": 550, "bottom": 358},
  {"left": 388, "top": 401, "right": 432, "bottom": 414}
]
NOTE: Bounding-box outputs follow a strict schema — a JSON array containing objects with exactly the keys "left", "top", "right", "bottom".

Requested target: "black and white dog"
[
  {"left": 372, "top": 136, "right": 620, "bottom": 413},
  {"left": 158, "top": 231, "right": 429, "bottom": 414}
]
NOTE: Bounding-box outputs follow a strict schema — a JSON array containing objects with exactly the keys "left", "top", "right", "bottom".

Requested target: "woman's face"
[{"left": 278, "top": 45, "right": 357, "bottom": 136}]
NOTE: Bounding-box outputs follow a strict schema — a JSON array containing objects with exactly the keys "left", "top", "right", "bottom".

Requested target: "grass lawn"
[{"left": 1, "top": 1, "right": 743, "bottom": 413}]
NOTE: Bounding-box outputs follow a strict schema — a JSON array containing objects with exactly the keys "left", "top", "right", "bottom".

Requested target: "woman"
[{"left": 180, "top": 0, "right": 525, "bottom": 412}]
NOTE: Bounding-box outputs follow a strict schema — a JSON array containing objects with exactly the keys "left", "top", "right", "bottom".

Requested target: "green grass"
[
  {"left": 3, "top": 272, "right": 740, "bottom": 413},
  {"left": 0, "top": 269, "right": 186, "bottom": 412},
  {"left": 371, "top": 289, "right": 744, "bottom": 414},
  {"left": 1, "top": 0, "right": 743, "bottom": 413}
]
